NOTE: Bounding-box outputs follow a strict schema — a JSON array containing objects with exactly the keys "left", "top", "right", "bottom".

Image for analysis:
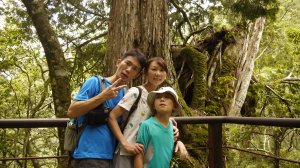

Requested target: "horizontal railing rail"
[
  {"left": 0, "top": 156, "right": 68, "bottom": 161},
  {"left": 1, "top": 116, "right": 300, "bottom": 167},
  {"left": 175, "top": 116, "right": 300, "bottom": 128},
  {"left": 1, "top": 116, "right": 300, "bottom": 128},
  {"left": 0, "top": 118, "right": 68, "bottom": 128}
]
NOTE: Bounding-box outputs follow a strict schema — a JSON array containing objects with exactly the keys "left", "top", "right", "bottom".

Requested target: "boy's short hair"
[
  {"left": 122, "top": 49, "right": 147, "bottom": 71},
  {"left": 147, "top": 87, "right": 182, "bottom": 115}
]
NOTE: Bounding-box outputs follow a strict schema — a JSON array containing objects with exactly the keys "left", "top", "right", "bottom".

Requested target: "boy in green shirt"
[{"left": 134, "top": 87, "right": 183, "bottom": 168}]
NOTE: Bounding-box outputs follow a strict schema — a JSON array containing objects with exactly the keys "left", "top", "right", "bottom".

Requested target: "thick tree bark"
[
  {"left": 106, "top": 1, "right": 195, "bottom": 166},
  {"left": 229, "top": 17, "right": 266, "bottom": 116},
  {"left": 21, "top": 0, "right": 70, "bottom": 167},
  {"left": 105, "top": 0, "right": 172, "bottom": 79}
]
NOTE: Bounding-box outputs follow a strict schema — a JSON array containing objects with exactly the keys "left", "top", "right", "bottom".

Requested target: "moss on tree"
[{"left": 177, "top": 47, "right": 207, "bottom": 111}]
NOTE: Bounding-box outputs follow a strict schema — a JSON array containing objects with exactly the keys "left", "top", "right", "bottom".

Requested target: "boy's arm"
[
  {"left": 134, "top": 153, "right": 143, "bottom": 168},
  {"left": 134, "top": 121, "right": 150, "bottom": 167}
]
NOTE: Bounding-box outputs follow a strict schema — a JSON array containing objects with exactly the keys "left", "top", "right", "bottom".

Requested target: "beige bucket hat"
[{"left": 147, "top": 86, "right": 182, "bottom": 115}]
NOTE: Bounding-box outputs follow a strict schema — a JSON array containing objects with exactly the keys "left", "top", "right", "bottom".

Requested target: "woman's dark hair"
[
  {"left": 121, "top": 49, "right": 147, "bottom": 71},
  {"left": 145, "top": 57, "right": 168, "bottom": 72}
]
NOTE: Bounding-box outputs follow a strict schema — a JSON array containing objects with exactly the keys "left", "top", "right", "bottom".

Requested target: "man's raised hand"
[{"left": 101, "top": 78, "right": 127, "bottom": 99}]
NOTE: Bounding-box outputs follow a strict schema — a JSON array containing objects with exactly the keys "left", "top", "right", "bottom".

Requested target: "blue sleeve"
[
  {"left": 136, "top": 122, "right": 150, "bottom": 151},
  {"left": 73, "top": 76, "right": 101, "bottom": 101}
]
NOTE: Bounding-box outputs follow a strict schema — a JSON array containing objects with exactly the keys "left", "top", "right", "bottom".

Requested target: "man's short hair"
[{"left": 122, "top": 50, "right": 147, "bottom": 71}]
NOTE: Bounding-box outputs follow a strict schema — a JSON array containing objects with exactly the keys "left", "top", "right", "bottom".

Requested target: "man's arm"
[
  {"left": 68, "top": 78, "right": 126, "bottom": 118},
  {"left": 108, "top": 106, "right": 144, "bottom": 155},
  {"left": 67, "top": 96, "right": 106, "bottom": 118}
]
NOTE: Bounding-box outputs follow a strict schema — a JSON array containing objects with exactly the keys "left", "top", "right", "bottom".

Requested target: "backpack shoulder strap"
[
  {"left": 121, "top": 86, "right": 142, "bottom": 132},
  {"left": 130, "top": 86, "right": 142, "bottom": 113},
  {"left": 75, "top": 75, "right": 105, "bottom": 128},
  {"left": 95, "top": 75, "right": 106, "bottom": 93}
]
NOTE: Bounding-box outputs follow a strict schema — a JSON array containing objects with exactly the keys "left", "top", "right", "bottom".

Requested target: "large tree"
[
  {"left": 21, "top": 0, "right": 70, "bottom": 167},
  {"left": 105, "top": 0, "right": 175, "bottom": 81},
  {"left": 228, "top": 17, "right": 266, "bottom": 116}
]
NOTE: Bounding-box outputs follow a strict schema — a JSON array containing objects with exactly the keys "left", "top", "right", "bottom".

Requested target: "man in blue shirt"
[{"left": 68, "top": 50, "right": 147, "bottom": 168}]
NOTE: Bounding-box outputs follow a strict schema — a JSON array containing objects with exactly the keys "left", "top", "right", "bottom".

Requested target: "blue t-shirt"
[
  {"left": 136, "top": 117, "right": 174, "bottom": 168},
  {"left": 72, "top": 76, "right": 125, "bottom": 159}
]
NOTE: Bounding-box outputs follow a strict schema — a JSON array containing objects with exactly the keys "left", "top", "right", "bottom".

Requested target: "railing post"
[
  {"left": 2, "top": 160, "right": 5, "bottom": 168},
  {"left": 208, "top": 123, "right": 222, "bottom": 168}
]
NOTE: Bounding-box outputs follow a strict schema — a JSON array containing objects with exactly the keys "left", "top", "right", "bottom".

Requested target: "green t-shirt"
[{"left": 136, "top": 117, "right": 174, "bottom": 168}]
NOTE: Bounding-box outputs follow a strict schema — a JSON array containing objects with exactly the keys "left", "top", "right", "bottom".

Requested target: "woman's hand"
[
  {"left": 170, "top": 118, "right": 179, "bottom": 141},
  {"left": 174, "top": 140, "right": 188, "bottom": 159}
]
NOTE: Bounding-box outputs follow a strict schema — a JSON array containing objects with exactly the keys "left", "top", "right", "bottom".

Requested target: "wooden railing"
[{"left": 1, "top": 117, "right": 300, "bottom": 167}]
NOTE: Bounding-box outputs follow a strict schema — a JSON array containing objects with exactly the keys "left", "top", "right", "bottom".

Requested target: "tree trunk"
[
  {"left": 105, "top": 0, "right": 172, "bottom": 79},
  {"left": 21, "top": 1, "right": 70, "bottom": 167},
  {"left": 106, "top": 1, "right": 195, "bottom": 166},
  {"left": 228, "top": 17, "right": 266, "bottom": 116},
  {"left": 273, "top": 128, "right": 287, "bottom": 168}
]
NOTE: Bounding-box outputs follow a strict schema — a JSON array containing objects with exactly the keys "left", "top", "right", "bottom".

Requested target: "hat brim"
[{"left": 147, "top": 90, "right": 182, "bottom": 116}]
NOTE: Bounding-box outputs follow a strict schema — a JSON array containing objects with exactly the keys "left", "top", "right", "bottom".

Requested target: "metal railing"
[
  {"left": 175, "top": 116, "right": 300, "bottom": 167},
  {"left": 1, "top": 116, "right": 300, "bottom": 167}
]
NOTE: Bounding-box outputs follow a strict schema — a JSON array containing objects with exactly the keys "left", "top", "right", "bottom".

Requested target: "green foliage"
[
  {"left": 0, "top": 9, "right": 57, "bottom": 167},
  {"left": 171, "top": 152, "right": 204, "bottom": 168},
  {"left": 286, "top": 27, "right": 300, "bottom": 45},
  {"left": 180, "top": 125, "right": 208, "bottom": 166},
  {"left": 205, "top": 75, "right": 235, "bottom": 115},
  {"left": 241, "top": 82, "right": 261, "bottom": 117},
  {"left": 70, "top": 43, "right": 107, "bottom": 92},
  {"left": 255, "top": 0, "right": 300, "bottom": 119},
  {"left": 1, "top": 1, "right": 111, "bottom": 166},
  {"left": 225, "top": 125, "right": 300, "bottom": 167},
  {"left": 169, "top": 1, "right": 214, "bottom": 45},
  {"left": 232, "top": 0, "right": 279, "bottom": 21}
]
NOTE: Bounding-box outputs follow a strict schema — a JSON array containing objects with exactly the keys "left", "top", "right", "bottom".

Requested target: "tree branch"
[
  {"left": 176, "top": 20, "right": 185, "bottom": 44},
  {"left": 76, "top": 31, "right": 108, "bottom": 49},
  {"left": 252, "top": 77, "right": 294, "bottom": 116},
  {"left": 170, "top": 0, "right": 194, "bottom": 33},
  {"left": 183, "top": 25, "right": 214, "bottom": 46},
  {"left": 67, "top": 1, "right": 106, "bottom": 18},
  {"left": 281, "top": 78, "right": 300, "bottom": 82}
]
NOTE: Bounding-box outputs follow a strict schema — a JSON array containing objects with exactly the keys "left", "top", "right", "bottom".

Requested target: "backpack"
[
  {"left": 63, "top": 76, "right": 142, "bottom": 154},
  {"left": 63, "top": 76, "right": 105, "bottom": 154}
]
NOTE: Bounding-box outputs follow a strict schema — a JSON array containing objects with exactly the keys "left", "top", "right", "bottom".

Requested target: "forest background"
[{"left": 0, "top": 0, "right": 299, "bottom": 167}]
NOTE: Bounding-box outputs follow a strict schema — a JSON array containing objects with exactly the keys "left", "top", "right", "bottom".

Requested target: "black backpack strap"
[
  {"left": 121, "top": 86, "right": 142, "bottom": 132},
  {"left": 129, "top": 86, "right": 142, "bottom": 113},
  {"left": 76, "top": 76, "right": 106, "bottom": 131},
  {"left": 95, "top": 75, "right": 106, "bottom": 92}
]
